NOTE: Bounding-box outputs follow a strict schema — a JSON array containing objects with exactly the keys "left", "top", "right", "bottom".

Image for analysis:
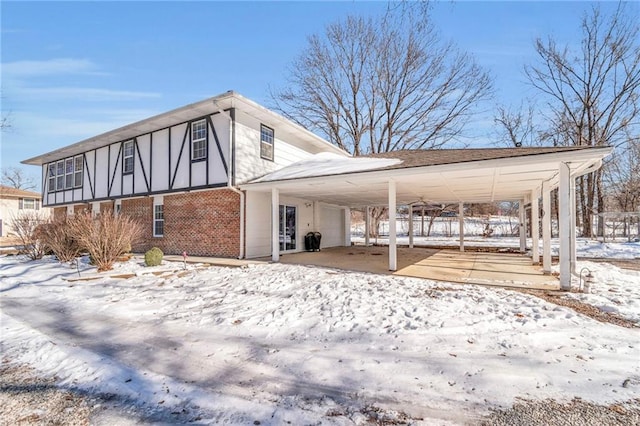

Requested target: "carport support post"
[
  {"left": 519, "top": 201, "right": 526, "bottom": 253},
  {"left": 271, "top": 188, "right": 279, "bottom": 262},
  {"left": 531, "top": 190, "right": 540, "bottom": 264},
  {"left": 408, "top": 204, "right": 414, "bottom": 249},
  {"left": 344, "top": 208, "right": 351, "bottom": 247},
  {"left": 559, "top": 162, "right": 571, "bottom": 291},
  {"left": 459, "top": 202, "right": 465, "bottom": 252},
  {"left": 388, "top": 180, "right": 397, "bottom": 271},
  {"left": 542, "top": 181, "right": 552, "bottom": 274},
  {"left": 570, "top": 177, "right": 577, "bottom": 274},
  {"left": 364, "top": 206, "right": 370, "bottom": 247}
]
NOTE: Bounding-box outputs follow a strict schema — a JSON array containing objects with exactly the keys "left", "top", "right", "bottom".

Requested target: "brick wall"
[
  {"left": 100, "top": 201, "right": 115, "bottom": 215},
  {"left": 53, "top": 207, "right": 67, "bottom": 220},
  {"left": 121, "top": 189, "right": 241, "bottom": 258},
  {"left": 74, "top": 204, "right": 90, "bottom": 214}
]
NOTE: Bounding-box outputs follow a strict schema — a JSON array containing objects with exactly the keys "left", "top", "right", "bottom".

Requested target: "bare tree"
[
  {"left": 493, "top": 102, "right": 539, "bottom": 147},
  {"left": 1, "top": 167, "right": 37, "bottom": 191},
  {"left": 10, "top": 211, "right": 48, "bottom": 260},
  {"left": 525, "top": 4, "right": 640, "bottom": 236},
  {"left": 272, "top": 6, "right": 492, "bottom": 156}
]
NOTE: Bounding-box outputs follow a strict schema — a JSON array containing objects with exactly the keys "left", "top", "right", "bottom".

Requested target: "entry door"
[{"left": 279, "top": 205, "right": 297, "bottom": 251}]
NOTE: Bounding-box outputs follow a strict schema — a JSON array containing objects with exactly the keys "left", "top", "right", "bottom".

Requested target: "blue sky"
[{"left": 1, "top": 1, "right": 636, "bottom": 187}]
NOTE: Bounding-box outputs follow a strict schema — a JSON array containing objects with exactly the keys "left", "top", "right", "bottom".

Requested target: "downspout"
[{"left": 213, "top": 101, "right": 245, "bottom": 259}]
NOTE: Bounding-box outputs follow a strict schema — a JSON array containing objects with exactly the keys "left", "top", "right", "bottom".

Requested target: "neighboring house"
[
  {"left": 0, "top": 185, "right": 50, "bottom": 237},
  {"left": 22, "top": 91, "right": 611, "bottom": 290}
]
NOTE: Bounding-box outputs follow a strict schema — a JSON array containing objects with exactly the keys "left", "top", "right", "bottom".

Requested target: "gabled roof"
[
  {"left": 22, "top": 91, "right": 347, "bottom": 166},
  {"left": 0, "top": 185, "right": 42, "bottom": 199}
]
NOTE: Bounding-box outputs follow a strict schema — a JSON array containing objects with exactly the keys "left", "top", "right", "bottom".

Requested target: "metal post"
[
  {"left": 519, "top": 201, "right": 526, "bottom": 253},
  {"left": 408, "top": 204, "right": 414, "bottom": 249},
  {"left": 388, "top": 180, "right": 397, "bottom": 271},
  {"left": 459, "top": 202, "right": 465, "bottom": 252},
  {"left": 271, "top": 188, "right": 279, "bottom": 262},
  {"left": 570, "top": 176, "right": 577, "bottom": 274},
  {"left": 364, "top": 206, "right": 370, "bottom": 247},
  {"left": 559, "top": 163, "right": 571, "bottom": 291},
  {"left": 542, "top": 181, "right": 552, "bottom": 274},
  {"left": 531, "top": 190, "right": 540, "bottom": 264}
]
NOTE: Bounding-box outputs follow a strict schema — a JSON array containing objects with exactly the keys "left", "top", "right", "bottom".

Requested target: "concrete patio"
[{"left": 276, "top": 246, "right": 559, "bottom": 290}]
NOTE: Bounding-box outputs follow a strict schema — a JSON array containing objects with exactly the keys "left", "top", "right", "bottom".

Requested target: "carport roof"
[{"left": 241, "top": 146, "right": 612, "bottom": 206}]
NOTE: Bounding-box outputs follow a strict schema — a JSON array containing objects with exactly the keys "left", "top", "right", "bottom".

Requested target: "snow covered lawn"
[{"left": 1, "top": 252, "right": 639, "bottom": 424}]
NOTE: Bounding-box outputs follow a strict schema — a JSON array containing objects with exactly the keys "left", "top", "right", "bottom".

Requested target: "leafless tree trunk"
[
  {"left": 525, "top": 3, "right": 640, "bottom": 237},
  {"left": 271, "top": 5, "right": 492, "bottom": 156}
]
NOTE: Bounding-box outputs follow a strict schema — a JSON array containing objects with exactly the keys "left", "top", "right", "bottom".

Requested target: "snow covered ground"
[{"left": 1, "top": 241, "right": 639, "bottom": 424}]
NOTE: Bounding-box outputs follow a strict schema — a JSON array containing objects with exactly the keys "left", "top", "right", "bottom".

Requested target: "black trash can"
[
  {"left": 312, "top": 231, "right": 322, "bottom": 251},
  {"left": 305, "top": 232, "right": 315, "bottom": 251}
]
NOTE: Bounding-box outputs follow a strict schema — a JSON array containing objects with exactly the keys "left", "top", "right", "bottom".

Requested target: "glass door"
[{"left": 279, "top": 205, "right": 297, "bottom": 251}]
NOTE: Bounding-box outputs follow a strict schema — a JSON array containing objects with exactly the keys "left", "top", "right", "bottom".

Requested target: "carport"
[{"left": 241, "top": 146, "right": 612, "bottom": 290}]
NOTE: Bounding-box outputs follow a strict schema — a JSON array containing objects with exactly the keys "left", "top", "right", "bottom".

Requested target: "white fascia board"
[{"left": 240, "top": 147, "right": 613, "bottom": 192}]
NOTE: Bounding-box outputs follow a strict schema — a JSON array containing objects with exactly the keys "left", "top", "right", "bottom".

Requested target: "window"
[
  {"left": 123, "top": 141, "right": 134, "bottom": 174},
  {"left": 260, "top": 124, "right": 274, "bottom": 161},
  {"left": 48, "top": 155, "right": 84, "bottom": 192},
  {"left": 65, "top": 158, "right": 74, "bottom": 189},
  {"left": 153, "top": 204, "right": 164, "bottom": 237},
  {"left": 19, "top": 198, "right": 39, "bottom": 210},
  {"left": 48, "top": 163, "right": 56, "bottom": 193},
  {"left": 74, "top": 156, "right": 83, "bottom": 187},
  {"left": 191, "top": 119, "right": 207, "bottom": 161},
  {"left": 56, "top": 160, "right": 64, "bottom": 191}
]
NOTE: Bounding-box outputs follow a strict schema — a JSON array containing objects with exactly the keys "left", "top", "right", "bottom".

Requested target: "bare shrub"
[
  {"left": 69, "top": 210, "right": 143, "bottom": 272},
  {"left": 38, "top": 217, "right": 81, "bottom": 262},
  {"left": 10, "top": 211, "right": 49, "bottom": 260}
]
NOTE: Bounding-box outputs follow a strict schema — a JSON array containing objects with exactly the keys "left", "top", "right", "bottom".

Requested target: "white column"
[
  {"left": 459, "top": 202, "right": 465, "bottom": 252},
  {"left": 570, "top": 177, "right": 577, "bottom": 274},
  {"left": 364, "top": 206, "right": 370, "bottom": 247},
  {"left": 559, "top": 162, "right": 571, "bottom": 291},
  {"left": 519, "top": 201, "right": 526, "bottom": 253},
  {"left": 542, "top": 181, "right": 552, "bottom": 274},
  {"left": 388, "top": 180, "right": 397, "bottom": 271},
  {"left": 344, "top": 207, "right": 351, "bottom": 247},
  {"left": 408, "top": 204, "right": 414, "bottom": 249},
  {"left": 531, "top": 189, "right": 540, "bottom": 264},
  {"left": 271, "top": 188, "right": 280, "bottom": 262}
]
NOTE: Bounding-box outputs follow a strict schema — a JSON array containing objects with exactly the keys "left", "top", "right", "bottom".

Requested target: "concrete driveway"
[{"left": 276, "top": 246, "right": 559, "bottom": 290}]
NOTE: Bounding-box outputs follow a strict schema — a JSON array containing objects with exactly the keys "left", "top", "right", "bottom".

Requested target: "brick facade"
[
  {"left": 122, "top": 189, "right": 241, "bottom": 258},
  {"left": 53, "top": 207, "right": 67, "bottom": 221},
  {"left": 100, "top": 201, "right": 115, "bottom": 214}
]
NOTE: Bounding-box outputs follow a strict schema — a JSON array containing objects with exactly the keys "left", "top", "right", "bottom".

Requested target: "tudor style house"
[{"left": 22, "top": 91, "right": 351, "bottom": 258}]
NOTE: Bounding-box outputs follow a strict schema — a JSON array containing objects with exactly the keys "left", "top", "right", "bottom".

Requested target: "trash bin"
[
  {"left": 312, "top": 231, "right": 322, "bottom": 251},
  {"left": 305, "top": 232, "right": 315, "bottom": 251}
]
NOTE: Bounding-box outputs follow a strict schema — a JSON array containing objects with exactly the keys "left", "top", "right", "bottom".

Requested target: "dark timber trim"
[
  {"left": 42, "top": 182, "right": 229, "bottom": 207},
  {"left": 207, "top": 116, "right": 228, "bottom": 176},
  {"left": 170, "top": 124, "right": 189, "bottom": 189},
  {"left": 109, "top": 143, "right": 123, "bottom": 197},
  {"left": 134, "top": 137, "right": 150, "bottom": 192},
  {"left": 230, "top": 107, "right": 236, "bottom": 187},
  {"left": 83, "top": 152, "right": 95, "bottom": 199}
]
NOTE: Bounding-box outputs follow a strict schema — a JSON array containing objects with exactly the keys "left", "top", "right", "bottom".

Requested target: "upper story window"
[
  {"left": 48, "top": 155, "right": 84, "bottom": 192},
  {"left": 123, "top": 141, "right": 134, "bottom": 174},
  {"left": 19, "top": 198, "right": 39, "bottom": 210},
  {"left": 260, "top": 124, "right": 274, "bottom": 161},
  {"left": 191, "top": 119, "right": 207, "bottom": 161},
  {"left": 74, "top": 156, "right": 83, "bottom": 187}
]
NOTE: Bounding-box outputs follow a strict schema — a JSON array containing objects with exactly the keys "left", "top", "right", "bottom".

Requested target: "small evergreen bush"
[{"left": 144, "top": 247, "right": 163, "bottom": 266}]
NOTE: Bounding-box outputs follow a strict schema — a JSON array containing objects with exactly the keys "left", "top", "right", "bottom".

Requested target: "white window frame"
[
  {"left": 64, "top": 158, "right": 74, "bottom": 189},
  {"left": 191, "top": 119, "right": 207, "bottom": 161},
  {"left": 123, "top": 141, "right": 134, "bottom": 174},
  {"left": 56, "top": 160, "right": 64, "bottom": 191},
  {"left": 48, "top": 163, "right": 56, "bottom": 193},
  {"left": 19, "top": 198, "right": 36, "bottom": 210},
  {"left": 260, "top": 124, "right": 274, "bottom": 161},
  {"left": 153, "top": 204, "right": 164, "bottom": 237},
  {"left": 74, "top": 155, "right": 83, "bottom": 188}
]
